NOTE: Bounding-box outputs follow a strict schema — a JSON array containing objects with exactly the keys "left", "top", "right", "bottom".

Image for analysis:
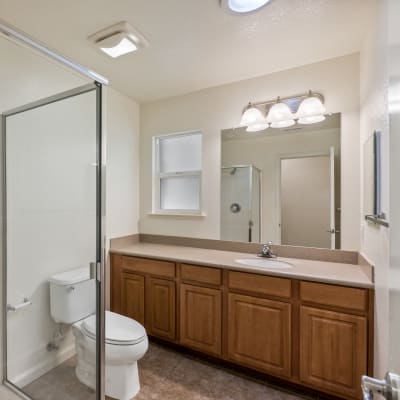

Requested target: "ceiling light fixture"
[
  {"left": 239, "top": 91, "right": 326, "bottom": 132},
  {"left": 220, "top": 0, "right": 272, "bottom": 14},
  {"left": 88, "top": 21, "right": 149, "bottom": 59}
]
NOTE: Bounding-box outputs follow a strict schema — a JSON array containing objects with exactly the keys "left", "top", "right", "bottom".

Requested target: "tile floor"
[{"left": 23, "top": 343, "right": 307, "bottom": 400}]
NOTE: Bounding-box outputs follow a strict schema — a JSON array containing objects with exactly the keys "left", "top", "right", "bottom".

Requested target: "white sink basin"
[{"left": 235, "top": 258, "right": 293, "bottom": 269}]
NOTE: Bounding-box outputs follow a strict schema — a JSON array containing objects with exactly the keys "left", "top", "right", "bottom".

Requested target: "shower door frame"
[{"left": 1, "top": 83, "right": 106, "bottom": 400}]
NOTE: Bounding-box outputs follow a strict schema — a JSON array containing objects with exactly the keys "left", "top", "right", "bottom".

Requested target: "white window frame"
[{"left": 152, "top": 130, "right": 202, "bottom": 215}]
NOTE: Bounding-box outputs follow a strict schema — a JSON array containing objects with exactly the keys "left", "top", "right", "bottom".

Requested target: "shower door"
[
  {"left": 220, "top": 165, "right": 261, "bottom": 242},
  {"left": 2, "top": 84, "right": 105, "bottom": 400}
]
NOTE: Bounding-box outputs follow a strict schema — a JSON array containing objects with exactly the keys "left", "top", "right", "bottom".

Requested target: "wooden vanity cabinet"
[
  {"left": 112, "top": 254, "right": 177, "bottom": 341},
  {"left": 120, "top": 272, "right": 145, "bottom": 325},
  {"left": 146, "top": 277, "right": 176, "bottom": 340},
  {"left": 299, "top": 306, "right": 367, "bottom": 399},
  {"left": 227, "top": 293, "right": 292, "bottom": 377},
  {"left": 298, "top": 281, "right": 370, "bottom": 399},
  {"left": 227, "top": 271, "right": 292, "bottom": 377},
  {"left": 179, "top": 264, "right": 223, "bottom": 355},
  {"left": 180, "top": 283, "right": 222, "bottom": 355},
  {"left": 111, "top": 254, "right": 373, "bottom": 400}
]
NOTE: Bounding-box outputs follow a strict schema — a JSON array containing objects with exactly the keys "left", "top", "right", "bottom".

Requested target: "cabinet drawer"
[
  {"left": 228, "top": 271, "right": 291, "bottom": 298},
  {"left": 300, "top": 281, "right": 367, "bottom": 311},
  {"left": 181, "top": 264, "right": 222, "bottom": 286},
  {"left": 121, "top": 256, "right": 175, "bottom": 278}
]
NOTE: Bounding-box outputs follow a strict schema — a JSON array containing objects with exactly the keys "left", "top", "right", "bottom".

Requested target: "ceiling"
[{"left": 0, "top": 0, "right": 374, "bottom": 103}]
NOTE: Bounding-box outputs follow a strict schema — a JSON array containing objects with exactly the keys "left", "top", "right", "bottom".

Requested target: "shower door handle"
[{"left": 90, "top": 262, "right": 100, "bottom": 281}]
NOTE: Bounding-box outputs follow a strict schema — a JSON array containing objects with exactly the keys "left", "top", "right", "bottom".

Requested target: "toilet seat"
[{"left": 82, "top": 311, "right": 146, "bottom": 346}]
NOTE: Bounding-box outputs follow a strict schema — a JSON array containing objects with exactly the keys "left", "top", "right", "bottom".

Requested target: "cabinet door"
[
  {"left": 300, "top": 306, "right": 367, "bottom": 399},
  {"left": 121, "top": 272, "right": 145, "bottom": 325},
  {"left": 180, "top": 284, "right": 222, "bottom": 355},
  {"left": 228, "top": 293, "right": 291, "bottom": 378},
  {"left": 147, "top": 277, "right": 176, "bottom": 340}
]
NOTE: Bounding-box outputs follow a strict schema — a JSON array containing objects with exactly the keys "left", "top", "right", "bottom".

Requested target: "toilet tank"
[{"left": 49, "top": 267, "right": 96, "bottom": 324}]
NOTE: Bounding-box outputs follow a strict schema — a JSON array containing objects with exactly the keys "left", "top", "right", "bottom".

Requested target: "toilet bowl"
[
  {"left": 73, "top": 311, "right": 148, "bottom": 400},
  {"left": 49, "top": 268, "right": 148, "bottom": 400}
]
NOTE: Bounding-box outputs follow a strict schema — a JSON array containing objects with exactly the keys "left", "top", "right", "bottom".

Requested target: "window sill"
[{"left": 147, "top": 211, "right": 207, "bottom": 218}]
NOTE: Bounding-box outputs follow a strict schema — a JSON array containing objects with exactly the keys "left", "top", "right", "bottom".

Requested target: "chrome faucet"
[{"left": 258, "top": 241, "right": 276, "bottom": 258}]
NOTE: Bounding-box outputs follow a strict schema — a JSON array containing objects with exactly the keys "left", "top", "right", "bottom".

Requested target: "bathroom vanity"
[{"left": 110, "top": 241, "right": 373, "bottom": 400}]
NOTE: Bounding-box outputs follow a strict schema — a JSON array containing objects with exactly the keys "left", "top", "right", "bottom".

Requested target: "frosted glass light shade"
[
  {"left": 240, "top": 105, "right": 265, "bottom": 126},
  {"left": 298, "top": 115, "right": 326, "bottom": 125},
  {"left": 267, "top": 102, "right": 294, "bottom": 123},
  {"left": 270, "top": 119, "right": 295, "bottom": 128},
  {"left": 225, "top": 0, "right": 271, "bottom": 13},
  {"left": 296, "top": 96, "right": 326, "bottom": 117},
  {"left": 246, "top": 123, "right": 269, "bottom": 132}
]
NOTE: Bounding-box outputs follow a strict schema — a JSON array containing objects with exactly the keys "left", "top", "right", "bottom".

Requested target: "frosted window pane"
[
  {"left": 160, "top": 177, "right": 200, "bottom": 210},
  {"left": 159, "top": 133, "right": 201, "bottom": 173}
]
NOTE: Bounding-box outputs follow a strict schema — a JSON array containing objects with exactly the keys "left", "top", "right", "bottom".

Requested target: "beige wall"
[
  {"left": 105, "top": 87, "right": 140, "bottom": 308},
  {"left": 221, "top": 127, "right": 340, "bottom": 245},
  {"left": 140, "top": 54, "right": 361, "bottom": 250},
  {"left": 359, "top": 0, "right": 391, "bottom": 378}
]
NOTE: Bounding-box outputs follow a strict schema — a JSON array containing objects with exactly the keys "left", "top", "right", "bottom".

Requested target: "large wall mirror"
[{"left": 220, "top": 113, "right": 341, "bottom": 249}]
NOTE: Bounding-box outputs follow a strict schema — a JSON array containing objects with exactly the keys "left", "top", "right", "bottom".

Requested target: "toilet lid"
[{"left": 82, "top": 311, "right": 146, "bottom": 345}]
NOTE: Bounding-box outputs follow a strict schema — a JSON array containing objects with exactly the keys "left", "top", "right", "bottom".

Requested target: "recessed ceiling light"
[
  {"left": 98, "top": 33, "right": 138, "bottom": 58},
  {"left": 88, "top": 21, "right": 149, "bottom": 59},
  {"left": 220, "top": 0, "right": 272, "bottom": 14}
]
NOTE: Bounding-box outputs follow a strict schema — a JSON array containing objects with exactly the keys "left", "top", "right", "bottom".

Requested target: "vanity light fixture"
[
  {"left": 240, "top": 103, "right": 266, "bottom": 126},
  {"left": 220, "top": 0, "right": 272, "bottom": 14},
  {"left": 246, "top": 123, "right": 269, "bottom": 132},
  {"left": 267, "top": 98, "right": 295, "bottom": 128},
  {"left": 296, "top": 91, "right": 326, "bottom": 124},
  {"left": 88, "top": 21, "right": 149, "bottom": 58},
  {"left": 239, "top": 91, "right": 326, "bottom": 132}
]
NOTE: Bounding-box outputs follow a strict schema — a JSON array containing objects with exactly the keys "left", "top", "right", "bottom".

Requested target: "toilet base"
[
  {"left": 106, "top": 362, "right": 140, "bottom": 400},
  {"left": 72, "top": 314, "right": 148, "bottom": 400},
  {"left": 75, "top": 360, "right": 140, "bottom": 400}
]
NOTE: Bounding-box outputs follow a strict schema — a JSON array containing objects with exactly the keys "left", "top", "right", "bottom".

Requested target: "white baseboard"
[{"left": 10, "top": 345, "right": 76, "bottom": 388}]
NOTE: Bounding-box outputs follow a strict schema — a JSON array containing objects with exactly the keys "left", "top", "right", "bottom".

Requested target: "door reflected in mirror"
[{"left": 221, "top": 113, "right": 341, "bottom": 249}]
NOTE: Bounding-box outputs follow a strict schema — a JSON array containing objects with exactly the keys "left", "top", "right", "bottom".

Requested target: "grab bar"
[{"left": 6, "top": 298, "right": 32, "bottom": 312}]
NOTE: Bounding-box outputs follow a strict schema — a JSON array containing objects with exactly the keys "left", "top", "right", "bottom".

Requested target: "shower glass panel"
[
  {"left": 220, "top": 165, "right": 261, "bottom": 242},
  {"left": 3, "top": 84, "right": 103, "bottom": 400}
]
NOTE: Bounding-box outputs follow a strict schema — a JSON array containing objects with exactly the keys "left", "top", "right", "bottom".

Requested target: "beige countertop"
[{"left": 110, "top": 242, "right": 374, "bottom": 289}]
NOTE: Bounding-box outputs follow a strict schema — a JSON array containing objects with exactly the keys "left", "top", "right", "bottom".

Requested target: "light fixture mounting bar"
[{"left": 242, "top": 91, "right": 324, "bottom": 113}]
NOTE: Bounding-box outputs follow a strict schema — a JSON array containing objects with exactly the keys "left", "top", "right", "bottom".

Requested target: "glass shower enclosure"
[
  {"left": 220, "top": 165, "right": 261, "bottom": 243},
  {"left": 1, "top": 19, "right": 107, "bottom": 400},
  {"left": 2, "top": 83, "right": 105, "bottom": 400}
]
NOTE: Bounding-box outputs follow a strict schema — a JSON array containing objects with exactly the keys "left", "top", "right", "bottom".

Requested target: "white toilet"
[{"left": 49, "top": 267, "right": 148, "bottom": 400}]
